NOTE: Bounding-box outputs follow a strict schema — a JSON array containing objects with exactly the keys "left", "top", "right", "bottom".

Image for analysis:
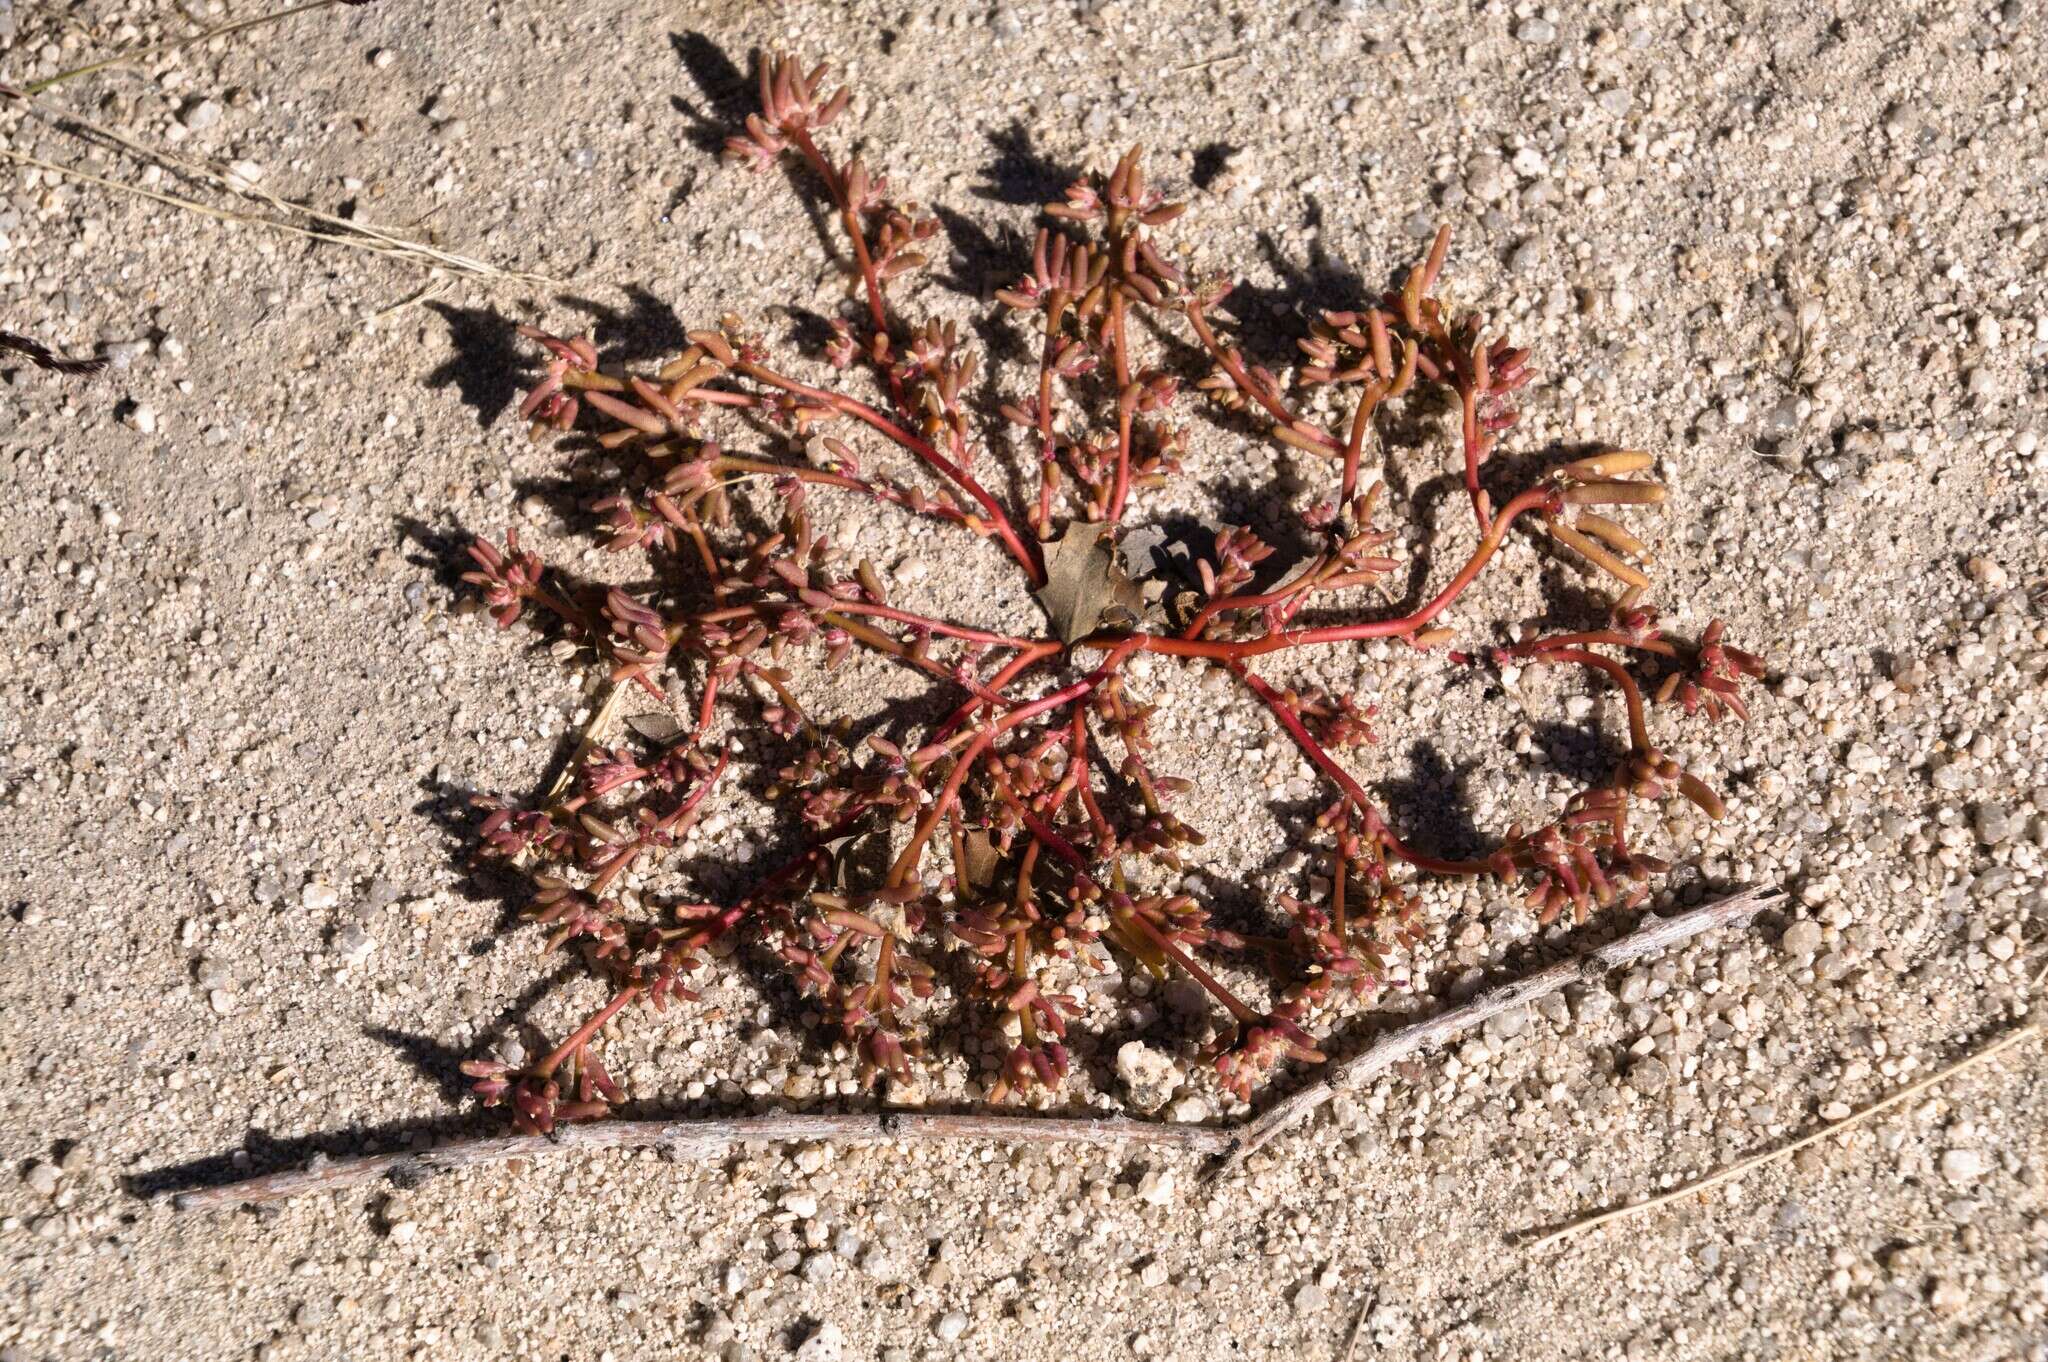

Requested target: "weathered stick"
[
  {"left": 1522, "top": 1019, "right": 2041, "bottom": 1251},
  {"left": 170, "top": 1114, "right": 1231, "bottom": 1211},
  {"left": 1203, "top": 884, "right": 1784, "bottom": 1178},
  {"left": 169, "top": 886, "right": 1778, "bottom": 1211}
]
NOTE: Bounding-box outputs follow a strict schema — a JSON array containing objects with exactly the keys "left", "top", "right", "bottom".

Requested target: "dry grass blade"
[
  {"left": 541, "top": 683, "right": 624, "bottom": 810},
  {"left": 18, "top": 0, "right": 350, "bottom": 96},
  {"left": 1, "top": 87, "right": 560, "bottom": 287},
  {"left": 1521, "top": 1020, "right": 2043, "bottom": 1252},
  {"left": 0, "top": 148, "right": 554, "bottom": 285}
]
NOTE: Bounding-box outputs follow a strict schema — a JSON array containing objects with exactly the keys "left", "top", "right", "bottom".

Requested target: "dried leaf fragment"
[
  {"left": 623, "top": 711, "right": 688, "bottom": 746},
  {"left": 1034, "top": 521, "right": 1143, "bottom": 644},
  {"left": 959, "top": 829, "right": 1001, "bottom": 892}
]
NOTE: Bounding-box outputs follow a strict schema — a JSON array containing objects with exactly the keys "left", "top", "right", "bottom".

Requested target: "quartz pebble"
[
  {"left": 1627, "top": 1057, "right": 1672, "bottom": 1095},
  {"left": 1116, "top": 1041, "right": 1183, "bottom": 1113},
  {"left": 794, "top": 1322, "right": 844, "bottom": 1362},
  {"left": 1780, "top": 921, "right": 1823, "bottom": 957},
  {"left": 1940, "top": 1149, "right": 1986, "bottom": 1184}
]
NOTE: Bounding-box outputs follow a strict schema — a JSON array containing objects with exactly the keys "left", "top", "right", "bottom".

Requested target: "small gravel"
[
  {"left": 4, "top": 7, "right": 2044, "bottom": 1362},
  {"left": 1627, "top": 1057, "right": 1672, "bottom": 1096}
]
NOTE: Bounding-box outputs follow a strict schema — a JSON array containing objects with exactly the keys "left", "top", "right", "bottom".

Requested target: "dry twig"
[
  {"left": 538, "top": 682, "right": 623, "bottom": 809},
  {"left": 1341, "top": 1292, "right": 1377, "bottom": 1360},
  {"left": 1204, "top": 884, "right": 1784, "bottom": 1178},
  {"left": 170, "top": 1114, "right": 1229, "bottom": 1212},
  {"left": 1522, "top": 1018, "right": 2042, "bottom": 1252},
  {"left": 169, "top": 887, "right": 1776, "bottom": 1211}
]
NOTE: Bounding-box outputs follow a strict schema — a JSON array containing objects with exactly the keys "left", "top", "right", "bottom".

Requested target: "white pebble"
[
  {"left": 1135, "top": 1168, "right": 1176, "bottom": 1205},
  {"left": 1780, "top": 920, "right": 1822, "bottom": 957},
  {"left": 1115, "top": 1041, "right": 1184, "bottom": 1113},
  {"left": 1940, "top": 1149, "right": 1985, "bottom": 1184},
  {"left": 794, "top": 1322, "right": 845, "bottom": 1362},
  {"left": 180, "top": 99, "right": 223, "bottom": 132}
]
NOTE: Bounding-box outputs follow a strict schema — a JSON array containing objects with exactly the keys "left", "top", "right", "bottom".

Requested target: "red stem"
[
  {"left": 739, "top": 363, "right": 1045, "bottom": 585},
  {"left": 1231, "top": 664, "right": 1483, "bottom": 876},
  {"left": 1014, "top": 806, "right": 1258, "bottom": 1025},
  {"left": 1106, "top": 293, "right": 1136, "bottom": 522},
  {"left": 1184, "top": 303, "right": 1338, "bottom": 455},
  {"left": 1102, "top": 485, "right": 1560, "bottom": 661},
  {"left": 1340, "top": 386, "right": 1381, "bottom": 506},
  {"left": 935, "top": 642, "right": 1062, "bottom": 740},
  {"left": 1176, "top": 557, "right": 1328, "bottom": 641},
  {"left": 535, "top": 987, "right": 641, "bottom": 1078},
  {"left": 783, "top": 125, "right": 900, "bottom": 403},
  {"left": 1070, "top": 706, "right": 1112, "bottom": 844},
  {"left": 1523, "top": 646, "right": 1651, "bottom": 750},
  {"left": 885, "top": 649, "right": 1135, "bottom": 888},
  {"left": 822, "top": 600, "right": 1045, "bottom": 650},
  {"left": 1508, "top": 629, "right": 1677, "bottom": 660}
]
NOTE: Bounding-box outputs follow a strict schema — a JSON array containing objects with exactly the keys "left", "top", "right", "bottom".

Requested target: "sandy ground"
[{"left": 3, "top": 1, "right": 2046, "bottom": 1358}]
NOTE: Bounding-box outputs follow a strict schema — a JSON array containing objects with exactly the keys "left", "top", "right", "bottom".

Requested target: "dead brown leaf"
[
  {"left": 1034, "top": 521, "right": 1143, "bottom": 644},
  {"left": 959, "top": 829, "right": 1000, "bottom": 892},
  {"left": 623, "top": 711, "right": 688, "bottom": 746}
]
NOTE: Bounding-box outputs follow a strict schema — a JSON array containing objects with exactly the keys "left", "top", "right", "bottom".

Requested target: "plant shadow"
[
  {"left": 1375, "top": 741, "right": 1487, "bottom": 862},
  {"left": 668, "top": 31, "right": 753, "bottom": 157},
  {"left": 561, "top": 286, "right": 691, "bottom": 368},
  {"left": 422, "top": 302, "right": 531, "bottom": 428}
]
